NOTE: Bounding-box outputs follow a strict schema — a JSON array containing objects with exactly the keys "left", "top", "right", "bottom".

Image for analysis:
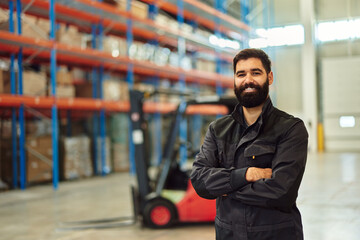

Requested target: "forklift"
[
  {"left": 129, "top": 89, "right": 237, "bottom": 228},
  {"left": 58, "top": 89, "right": 237, "bottom": 230}
]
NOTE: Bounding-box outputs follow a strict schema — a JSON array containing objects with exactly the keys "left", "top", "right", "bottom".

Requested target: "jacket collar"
[{"left": 231, "top": 97, "right": 273, "bottom": 127}]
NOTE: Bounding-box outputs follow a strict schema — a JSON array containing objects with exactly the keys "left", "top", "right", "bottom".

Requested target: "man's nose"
[{"left": 243, "top": 73, "right": 254, "bottom": 83}]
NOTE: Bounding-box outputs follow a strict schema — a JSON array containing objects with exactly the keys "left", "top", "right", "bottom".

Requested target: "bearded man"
[{"left": 191, "top": 48, "right": 308, "bottom": 240}]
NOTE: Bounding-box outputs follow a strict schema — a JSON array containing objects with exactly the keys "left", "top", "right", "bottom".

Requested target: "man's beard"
[{"left": 234, "top": 78, "right": 269, "bottom": 108}]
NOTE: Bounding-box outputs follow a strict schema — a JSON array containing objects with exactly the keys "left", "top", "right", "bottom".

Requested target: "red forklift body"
[{"left": 176, "top": 181, "right": 216, "bottom": 222}]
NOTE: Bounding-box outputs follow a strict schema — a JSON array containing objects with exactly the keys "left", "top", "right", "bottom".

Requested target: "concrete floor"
[{"left": 0, "top": 152, "right": 360, "bottom": 240}]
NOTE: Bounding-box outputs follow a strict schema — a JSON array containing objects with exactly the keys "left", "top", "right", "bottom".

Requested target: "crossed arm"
[
  {"left": 246, "top": 167, "right": 272, "bottom": 182},
  {"left": 190, "top": 121, "right": 308, "bottom": 211}
]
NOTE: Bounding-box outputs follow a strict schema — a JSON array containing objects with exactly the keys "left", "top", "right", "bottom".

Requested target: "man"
[{"left": 190, "top": 48, "right": 308, "bottom": 240}]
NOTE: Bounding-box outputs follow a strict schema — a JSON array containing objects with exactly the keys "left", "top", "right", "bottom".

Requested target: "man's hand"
[{"left": 245, "top": 167, "right": 272, "bottom": 182}]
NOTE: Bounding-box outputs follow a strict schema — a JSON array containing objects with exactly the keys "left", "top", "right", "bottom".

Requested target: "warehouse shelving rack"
[{"left": 0, "top": 0, "right": 250, "bottom": 190}]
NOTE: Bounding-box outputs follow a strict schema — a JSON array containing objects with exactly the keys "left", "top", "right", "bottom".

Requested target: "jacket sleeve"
[
  {"left": 229, "top": 121, "right": 308, "bottom": 212},
  {"left": 190, "top": 124, "right": 249, "bottom": 199}
]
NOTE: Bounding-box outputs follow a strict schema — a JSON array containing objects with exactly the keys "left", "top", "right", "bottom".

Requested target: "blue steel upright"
[
  {"left": 49, "top": 0, "right": 59, "bottom": 190},
  {"left": 16, "top": 0, "right": 26, "bottom": 190},
  {"left": 214, "top": 0, "right": 226, "bottom": 97},
  {"left": 126, "top": 0, "right": 136, "bottom": 175},
  {"left": 9, "top": 0, "right": 18, "bottom": 189},
  {"left": 91, "top": 24, "right": 99, "bottom": 175},
  {"left": 176, "top": 0, "right": 188, "bottom": 170}
]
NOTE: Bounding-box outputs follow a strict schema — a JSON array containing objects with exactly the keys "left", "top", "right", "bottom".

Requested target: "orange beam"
[
  {"left": 0, "top": 94, "right": 228, "bottom": 115},
  {"left": 0, "top": 94, "right": 129, "bottom": 111}
]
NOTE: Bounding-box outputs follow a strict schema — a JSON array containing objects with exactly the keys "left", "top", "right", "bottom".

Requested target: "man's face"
[{"left": 234, "top": 58, "right": 273, "bottom": 108}]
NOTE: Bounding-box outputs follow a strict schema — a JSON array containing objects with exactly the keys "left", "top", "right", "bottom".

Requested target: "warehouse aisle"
[{"left": 0, "top": 152, "right": 360, "bottom": 240}]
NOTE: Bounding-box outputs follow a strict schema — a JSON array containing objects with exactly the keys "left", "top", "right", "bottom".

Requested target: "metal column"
[
  {"left": 176, "top": 0, "right": 188, "bottom": 170},
  {"left": 9, "top": 0, "right": 18, "bottom": 189},
  {"left": 126, "top": 0, "right": 136, "bottom": 175},
  {"left": 49, "top": 0, "right": 59, "bottom": 190},
  {"left": 16, "top": 0, "right": 26, "bottom": 190},
  {"left": 91, "top": 23, "right": 99, "bottom": 175},
  {"left": 240, "top": 0, "right": 250, "bottom": 48},
  {"left": 300, "top": 0, "right": 318, "bottom": 152},
  {"left": 214, "top": 0, "right": 225, "bottom": 97}
]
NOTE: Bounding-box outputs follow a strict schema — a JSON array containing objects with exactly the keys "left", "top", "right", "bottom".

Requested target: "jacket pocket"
[
  {"left": 244, "top": 143, "right": 276, "bottom": 168},
  {"left": 215, "top": 217, "right": 233, "bottom": 240},
  {"left": 247, "top": 220, "right": 296, "bottom": 240}
]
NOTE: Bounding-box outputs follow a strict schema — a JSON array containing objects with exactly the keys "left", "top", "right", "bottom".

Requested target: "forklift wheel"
[{"left": 143, "top": 199, "right": 177, "bottom": 228}]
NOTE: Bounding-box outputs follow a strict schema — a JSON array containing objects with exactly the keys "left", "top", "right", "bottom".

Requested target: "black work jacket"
[{"left": 190, "top": 98, "right": 308, "bottom": 240}]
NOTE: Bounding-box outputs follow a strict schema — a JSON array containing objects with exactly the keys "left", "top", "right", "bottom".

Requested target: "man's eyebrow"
[
  {"left": 235, "top": 68, "right": 264, "bottom": 75},
  {"left": 251, "top": 68, "right": 263, "bottom": 72}
]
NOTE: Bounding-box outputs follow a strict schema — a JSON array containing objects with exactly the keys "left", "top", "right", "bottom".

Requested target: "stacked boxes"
[
  {"left": 0, "top": 70, "right": 47, "bottom": 96},
  {"left": 26, "top": 135, "right": 53, "bottom": 183},
  {"left": 0, "top": 70, "right": 9, "bottom": 94},
  {"left": 0, "top": 13, "right": 49, "bottom": 40},
  {"left": 49, "top": 67, "right": 75, "bottom": 98},
  {"left": 96, "top": 137, "right": 112, "bottom": 174},
  {"left": 23, "top": 71, "right": 47, "bottom": 96},
  {"left": 110, "top": 113, "right": 129, "bottom": 172},
  {"left": 0, "top": 138, "right": 13, "bottom": 187},
  {"left": 117, "top": 0, "right": 149, "bottom": 19},
  {"left": 56, "top": 23, "right": 84, "bottom": 48},
  {"left": 112, "top": 142, "right": 129, "bottom": 172},
  {"left": 61, "top": 136, "right": 92, "bottom": 180},
  {"left": 103, "top": 36, "right": 127, "bottom": 57},
  {"left": 75, "top": 78, "right": 129, "bottom": 101}
]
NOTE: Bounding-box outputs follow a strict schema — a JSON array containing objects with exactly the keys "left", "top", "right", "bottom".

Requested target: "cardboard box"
[
  {"left": 75, "top": 80, "right": 129, "bottom": 101},
  {"left": 71, "top": 69, "right": 86, "bottom": 82},
  {"left": 1, "top": 70, "right": 46, "bottom": 96},
  {"left": 62, "top": 136, "right": 92, "bottom": 180},
  {"left": 56, "top": 23, "right": 83, "bottom": 48},
  {"left": 0, "top": 139, "right": 13, "bottom": 187},
  {"left": 49, "top": 84, "right": 75, "bottom": 98},
  {"left": 112, "top": 142, "right": 129, "bottom": 172},
  {"left": 27, "top": 155, "right": 52, "bottom": 183},
  {"left": 96, "top": 137, "right": 112, "bottom": 174},
  {"left": 26, "top": 135, "right": 53, "bottom": 183},
  {"left": 0, "top": 14, "right": 49, "bottom": 40},
  {"left": 117, "top": 0, "right": 149, "bottom": 19},
  {"left": 103, "top": 36, "right": 127, "bottom": 57},
  {"left": 75, "top": 82, "right": 93, "bottom": 98},
  {"left": 0, "top": 70, "right": 9, "bottom": 93},
  {"left": 23, "top": 71, "right": 47, "bottom": 96},
  {"left": 56, "top": 67, "right": 73, "bottom": 85}
]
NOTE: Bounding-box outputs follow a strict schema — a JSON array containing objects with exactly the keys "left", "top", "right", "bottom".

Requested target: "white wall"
[
  {"left": 322, "top": 57, "right": 360, "bottom": 151},
  {"left": 250, "top": 0, "right": 360, "bottom": 151}
]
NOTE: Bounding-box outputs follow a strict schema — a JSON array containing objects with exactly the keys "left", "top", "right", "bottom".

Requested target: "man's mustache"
[{"left": 239, "top": 82, "right": 261, "bottom": 92}]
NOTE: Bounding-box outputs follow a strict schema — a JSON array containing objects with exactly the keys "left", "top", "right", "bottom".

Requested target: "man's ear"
[{"left": 268, "top": 71, "right": 274, "bottom": 85}]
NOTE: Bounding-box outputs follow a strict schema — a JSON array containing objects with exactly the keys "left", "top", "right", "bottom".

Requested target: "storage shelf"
[
  {"left": 0, "top": 31, "right": 234, "bottom": 87},
  {"left": 0, "top": 94, "right": 229, "bottom": 115},
  {"left": 140, "top": 0, "right": 250, "bottom": 40},
  {"left": 0, "top": 0, "right": 236, "bottom": 62},
  {"left": 0, "top": 0, "right": 246, "bottom": 190}
]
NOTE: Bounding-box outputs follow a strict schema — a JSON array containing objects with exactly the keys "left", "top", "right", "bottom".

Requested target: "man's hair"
[{"left": 233, "top": 48, "right": 272, "bottom": 74}]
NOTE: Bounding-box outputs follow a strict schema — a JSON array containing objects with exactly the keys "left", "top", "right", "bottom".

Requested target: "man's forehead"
[{"left": 235, "top": 58, "right": 265, "bottom": 71}]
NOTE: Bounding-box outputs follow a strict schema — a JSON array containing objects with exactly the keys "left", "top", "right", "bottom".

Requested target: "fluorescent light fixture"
[
  {"left": 208, "top": 35, "right": 240, "bottom": 50},
  {"left": 317, "top": 18, "right": 360, "bottom": 42},
  {"left": 249, "top": 24, "right": 304, "bottom": 48},
  {"left": 339, "top": 116, "right": 356, "bottom": 128}
]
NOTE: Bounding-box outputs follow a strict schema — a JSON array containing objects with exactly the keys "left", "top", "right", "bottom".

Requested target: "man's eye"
[
  {"left": 252, "top": 72, "right": 261, "bottom": 75},
  {"left": 237, "top": 74, "right": 245, "bottom": 77}
]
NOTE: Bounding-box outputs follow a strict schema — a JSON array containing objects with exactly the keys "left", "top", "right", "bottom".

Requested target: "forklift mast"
[
  {"left": 129, "top": 89, "right": 189, "bottom": 197},
  {"left": 128, "top": 90, "right": 151, "bottom": 200}
]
